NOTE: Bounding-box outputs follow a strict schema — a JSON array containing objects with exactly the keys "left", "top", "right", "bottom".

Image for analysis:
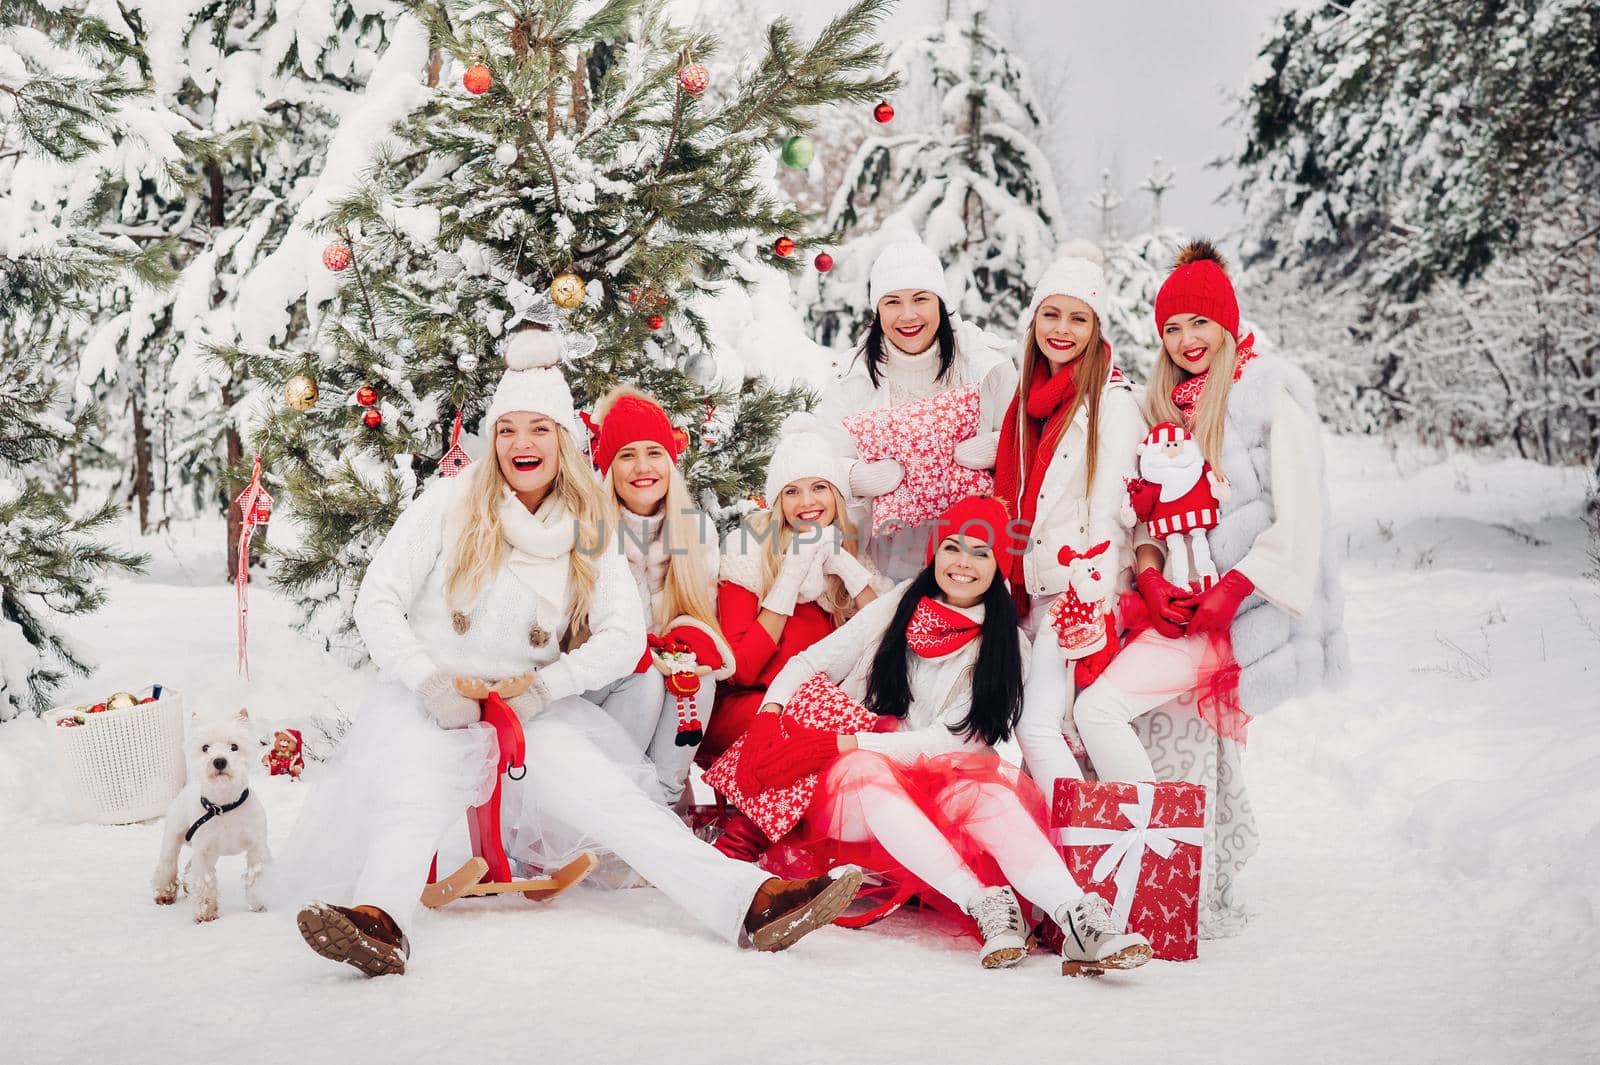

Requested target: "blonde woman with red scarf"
[
  {"left": 728, "top": 497, "right": 1152, "bottom": 975},
  {"left": 993, "top": 246, "right": 1148, "bottom": 794}
]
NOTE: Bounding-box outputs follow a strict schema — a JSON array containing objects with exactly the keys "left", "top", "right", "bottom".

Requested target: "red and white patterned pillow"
[
  {"left": 702, "top": 673, "right": 879, "bottom": 842},
  {"left": 842, "top": 386, "right": 995, "bottom": 535}
]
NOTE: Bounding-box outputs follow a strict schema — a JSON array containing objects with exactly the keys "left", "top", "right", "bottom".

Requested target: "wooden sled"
[{"left": 422, "top": 691, "right": 597, "bottom": 909}]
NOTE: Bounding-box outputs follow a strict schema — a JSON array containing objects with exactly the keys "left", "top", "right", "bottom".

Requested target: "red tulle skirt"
[
  {"left": 1115, "top": 590, "right": 1250, "bottom": 743},
  {"left": 764, "top": 747, "right": 1052, "bottom": 932}
]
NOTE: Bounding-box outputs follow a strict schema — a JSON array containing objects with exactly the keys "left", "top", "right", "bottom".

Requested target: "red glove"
[
  {"left": 1183, "top": 570, "right": 1254, "bottom": 636},
  {"left": 749, "top": 723, "right": 841, "bottom": 791},
  {"left": 734, "top": 712, "right": 785, "bottom": 797},
  {"left": 1135, "top": 567, "right": 1195, "bottom": 639},
  {"left": 1073, "top": 618, "right": 1120, "bottom": 689}
]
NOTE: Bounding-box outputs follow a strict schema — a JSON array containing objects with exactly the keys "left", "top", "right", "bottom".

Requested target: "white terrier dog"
[{"left": 152, "top": 708, "right": 271, "bottom": 922}]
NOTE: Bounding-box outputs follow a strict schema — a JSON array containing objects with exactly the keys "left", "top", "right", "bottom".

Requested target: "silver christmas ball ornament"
[
  {"left": 494, "top": 142, "right": 518, "bottom": 166},
  {"left": 684, "top": 351, "right": 718, "bottom": 387},
  {"left": 457, "top": 351, "right": 480, "bottom": 373},
  {"left": 397, "top": 338, "right": 418, "bottom": 358}
]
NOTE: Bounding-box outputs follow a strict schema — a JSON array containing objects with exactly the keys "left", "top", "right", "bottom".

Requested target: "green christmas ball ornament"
[{"left": 780, "top": 135, "right": 815, "bottom": 169}]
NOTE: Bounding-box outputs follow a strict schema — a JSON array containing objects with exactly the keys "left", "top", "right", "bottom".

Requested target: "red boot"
[{"left": 713, "top": 809, "right": 771, "bottom": 863}]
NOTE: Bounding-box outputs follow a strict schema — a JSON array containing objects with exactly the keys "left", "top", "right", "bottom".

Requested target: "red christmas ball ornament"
[
  {"left": 321, "top": 241, "right": 352, "bottom": 272},
  {"left": 463, "top": 65, "right": 492, "bottom": 94},
  {"left": 873, "top": 101, "right": 895, "bottom": 124},
  {"left": 362, "top": 408, "right": 383, "bottom": 429},
  {"left": 678, "top": 62, "right": 709, "bottom": 96},
  {"left": 627, "top": 288, "right": 641, "bottom": 305},
  {"left": 813, "top": 251, "right": 834, "bottom": 272},
  {"left": 671, "top": 426, "right": 689, "bottom": 453},
  {"left": 355, "top": 384, "right": 378, "bottom": 407},
  {"left": 648, "top": 314, "right": 665, "bottom": 331},
  {"left": 773, "top": 235, "right": 795, "bottom": 257}
]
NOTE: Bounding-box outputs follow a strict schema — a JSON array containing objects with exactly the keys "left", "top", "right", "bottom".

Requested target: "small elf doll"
[{"left": 1124, "top": 422, "right": 1231, "bottom": 591}]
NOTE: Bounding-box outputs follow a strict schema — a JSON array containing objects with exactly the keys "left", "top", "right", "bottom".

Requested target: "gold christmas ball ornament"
[
  {"left": 105, "top": 691, "right": 138, "bottom": 710},
  {"left": 550, "top": 270, "right": 586, "bottom": 309},
  {"left": 284, "top": 373, "right": 319, "bottom": 411}
]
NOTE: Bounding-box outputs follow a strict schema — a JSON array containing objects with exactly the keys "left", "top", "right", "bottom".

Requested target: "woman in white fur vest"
[
  {"left": 277, "top": 327, "right": 861, "bottom": 976},
  {"left": 587, "top": 387, "right": 733, "bottom": 807},
  {"left": 815, "top": 237, "right": 1017, "bottom": 580}
]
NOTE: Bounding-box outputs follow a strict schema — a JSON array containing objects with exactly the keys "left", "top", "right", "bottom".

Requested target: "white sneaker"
[
  {"left": 966, "top": 886, "right": 1028, "bottom": 969},
  {"left": 1057, "top": 892, "right": 1153, "bottom": 976}
]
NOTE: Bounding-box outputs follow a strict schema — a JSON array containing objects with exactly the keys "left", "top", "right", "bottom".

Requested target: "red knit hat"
[
  {"left": 594, "top": 390, "right": 680, "bottom": 474},
  {"left": 926, "top": 495, "right": 1018, "bottom": 567},
  {"left": 1153, "top": 240, "right": 1239, "bottom": 339}
]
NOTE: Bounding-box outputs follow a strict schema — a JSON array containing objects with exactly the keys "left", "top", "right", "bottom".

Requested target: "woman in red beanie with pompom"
[
  {"left": 718, "top": 496, "right": 1153, "bottom": 975},
  {"left": 588, "top": 387, "right": 734, "bottom": 807}
]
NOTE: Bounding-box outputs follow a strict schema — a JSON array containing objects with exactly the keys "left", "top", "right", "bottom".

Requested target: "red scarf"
[
  {"left": 992, "top": 358, "right": 1081, "bottom": 575},
  {"left": 905, "top": 597, "right": 982, "bottom": 658},
  {"left": 1171, "top": 333, "right": 1257, "bottom": 424}
]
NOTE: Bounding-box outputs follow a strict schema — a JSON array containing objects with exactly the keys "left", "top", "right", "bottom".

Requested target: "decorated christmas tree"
[
  {"left": 0, "top": 1, "right": 150, "bottom": 718},
  {"left": 222, "top": 0, "right": 897, "bottom": 653},
  {"left": 806, "top": 0, "right": 1062, "bottom": 345}
]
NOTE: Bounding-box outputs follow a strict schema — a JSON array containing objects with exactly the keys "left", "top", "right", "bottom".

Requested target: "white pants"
[
  {"left": 1073, "top": 630, "right": 1212, "bottom": 782},
  {"left": 822, "top": 754, "right": 1083, "bottom": 916},
  {"left": 588, "top": 671, "right": 710, "bottom": 806},
  {"left": 325, "top": 695, "right": 766, "bottom": 943},
  {"left": 1015, "top": 625, "right": 1086, "bottom": 797}
]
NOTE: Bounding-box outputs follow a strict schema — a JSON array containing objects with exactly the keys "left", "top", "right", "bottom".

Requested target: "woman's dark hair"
[
  {"left": 857, "top": 298, "right": 958, "bottom": 389},
  {"left": 862, "top": 556, "right": 1024, "bottom": 747}
]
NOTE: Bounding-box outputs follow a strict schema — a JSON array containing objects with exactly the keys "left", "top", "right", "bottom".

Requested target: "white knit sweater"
[
  {"left": 353, "top": 476, "right": 645, "bottom": 702},
  {"left": 761, "top": 583, "right": 1031, "bottom": 762}
]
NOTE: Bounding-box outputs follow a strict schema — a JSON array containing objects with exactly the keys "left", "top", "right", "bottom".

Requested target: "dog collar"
[{"left": 185, "top": 788, "right": 251, "bottom": 843}]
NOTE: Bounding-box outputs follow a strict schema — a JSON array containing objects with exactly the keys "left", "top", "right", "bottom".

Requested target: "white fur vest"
[{"left": 1207, "top": 356, "right": 1348, "bottom": 716}]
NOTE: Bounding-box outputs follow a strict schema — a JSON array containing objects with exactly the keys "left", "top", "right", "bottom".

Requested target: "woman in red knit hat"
[
  {"left": 1040, "top": 242, "right": 1347, "bottom": 933},
  {"left": 588, "top": 387, "right": 734, "bottom": 807},
  {"left": 711, "top": 496, "right": 1153, "bottom": 975}
]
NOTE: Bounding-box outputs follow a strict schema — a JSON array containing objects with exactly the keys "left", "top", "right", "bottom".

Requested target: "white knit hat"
[
  {"left": 763, "top": 412, "right": 851, "bottom": 504},
  {"left": 1023, "top": 239, "right": 1109, "bottom": 327},
  {"left": 486, "top": 327, "right": 580, "bottom": 437},
  {"left": 868, "top": 239, "right": 951, "bottom": 308}
]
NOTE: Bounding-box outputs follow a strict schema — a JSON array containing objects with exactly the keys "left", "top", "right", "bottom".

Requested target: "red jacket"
[{"left": 716, "top": 581, "right": 839, "bottom": 691}]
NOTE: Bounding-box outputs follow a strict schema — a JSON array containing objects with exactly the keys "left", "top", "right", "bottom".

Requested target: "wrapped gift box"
[{"left": 1053, "top": 778, "right": 1206, "bottom": 960}]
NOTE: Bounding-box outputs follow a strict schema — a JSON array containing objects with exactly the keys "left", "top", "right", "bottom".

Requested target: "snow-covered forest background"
[{"left": 2, "top": 1, "right": 1597, "bottom": 1060}]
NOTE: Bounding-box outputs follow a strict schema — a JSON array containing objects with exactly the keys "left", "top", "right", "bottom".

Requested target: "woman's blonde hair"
[
  {"left": 753, "top": 485, "right": 864, "bottom": 626},
  {"left": 603, "top": 461, "right": 723, "bottom": 639},
  {"left": 445, "top": 421, "right": 607, "bottom": 649},
  {"left": 1145, "top": 329, "right": 1239, "bottom": 477},
  {"left": 1007, "top": 310, "right": 1111, "bottom": 500}
]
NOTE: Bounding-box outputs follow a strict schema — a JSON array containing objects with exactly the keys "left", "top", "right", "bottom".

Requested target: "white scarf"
[
  {"left": 619, "top": 508, "right": 667, "bottom": 622},
  {"left": 442, "top": 486, "right": 575, "bottom": 615}
]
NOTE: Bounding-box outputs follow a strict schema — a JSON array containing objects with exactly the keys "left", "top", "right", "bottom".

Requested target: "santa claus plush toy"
[{"left": 1123, "top": 422, "right": 1231, "bottom": 591}]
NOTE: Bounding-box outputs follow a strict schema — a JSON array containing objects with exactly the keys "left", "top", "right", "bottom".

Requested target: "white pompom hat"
[
  {"left": 1023, "top": 239, "right": 1109, "bottom": 328},
  {"left": 763, "top": 412, "right": 852, "bottom": 505},
  {"left": 868, "top": 238, "right": 951, "bottom": 308},
  {"left": 486, "top": 326, "right": 580, "bottom": 437}
]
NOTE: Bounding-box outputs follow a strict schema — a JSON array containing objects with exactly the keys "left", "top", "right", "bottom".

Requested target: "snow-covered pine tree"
[
  {"left": 1232, "top": 0, "right": 1600, "bottom": 487},
  {"left": 806, "top": 0, "right": 1062, "bottom": 345},
  {"left": 63, "top": 1, "right": 404, "bottom": 580},
  {"left": 225, "top": 0, "right": 896, "bottom": 654},
  {"left": 0, "top": 1, "right": 149, "bottom": 718}
]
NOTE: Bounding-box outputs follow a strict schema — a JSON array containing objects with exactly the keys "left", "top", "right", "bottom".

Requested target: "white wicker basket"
[{"left": 47, "top": 687, "right": 186, "bottom": 825}]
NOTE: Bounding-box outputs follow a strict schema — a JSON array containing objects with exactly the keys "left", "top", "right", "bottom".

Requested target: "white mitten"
[
  {"left": 848, "top": 458, "right": 904, "bottom": 499},
  {"left": 822, "top": 548, "right": 874, "bottom": 598},
  {"left": 762, "top": 548, "right": 825, "bottom": 616},
  {"left": 953, "top": 432, "right": 999, "bottom": 471},
  {"left": 418, "top": 671, "right": 481, "bottom": 729}
]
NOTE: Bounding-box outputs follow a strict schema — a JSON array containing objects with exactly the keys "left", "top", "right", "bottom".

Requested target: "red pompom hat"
[
  {"left": 1153, "top": 240, "right": 1240, "bottom": 340},
  {"left": 593, "top": 391, "right": 680, "bottom": 475},
  {"left": 926, "top": 495, "right": 1019, "bottom": 567}
]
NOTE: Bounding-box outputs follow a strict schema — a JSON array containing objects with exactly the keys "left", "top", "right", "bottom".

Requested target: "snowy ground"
[{"left": 3, "top": 435, "right": 1599, "bottom": 1065}]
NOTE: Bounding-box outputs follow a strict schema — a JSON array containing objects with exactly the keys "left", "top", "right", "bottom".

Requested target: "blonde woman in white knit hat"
[
  {"left": 814, "top": 233, "right": 1017, "bottom": 580},
  {"left": 698, "top": 414, "right": 892, "bottom": 815},
  {"left": 278, "top": 326, "right": 862, "bottom": 975},
  {"left": 993, "top": 244, "right": 1149, "bottom": 803}
]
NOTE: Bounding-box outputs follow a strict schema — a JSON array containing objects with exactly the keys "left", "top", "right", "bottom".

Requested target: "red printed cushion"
[
  {"left": 842, "top": 387, "right": 995, "bottom": 534},
  {"left": 702, "top": 673, "right": 879, "bottom": 841}
]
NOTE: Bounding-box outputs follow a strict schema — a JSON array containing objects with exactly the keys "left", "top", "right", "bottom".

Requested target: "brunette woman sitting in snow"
[
  {"left": 704, "top": 496, "right": 1152, "bottom": 974},
  {"left": 277, "top": 325, "right": 861, "bottom": 976}
]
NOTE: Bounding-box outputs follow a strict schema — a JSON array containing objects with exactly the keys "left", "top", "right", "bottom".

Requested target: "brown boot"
[
  {"left": 743, "top": 868, "right": 863, "bottom": 952},
  {"left": 296, "top": 902, "right": 410, "bottom": 977}
]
